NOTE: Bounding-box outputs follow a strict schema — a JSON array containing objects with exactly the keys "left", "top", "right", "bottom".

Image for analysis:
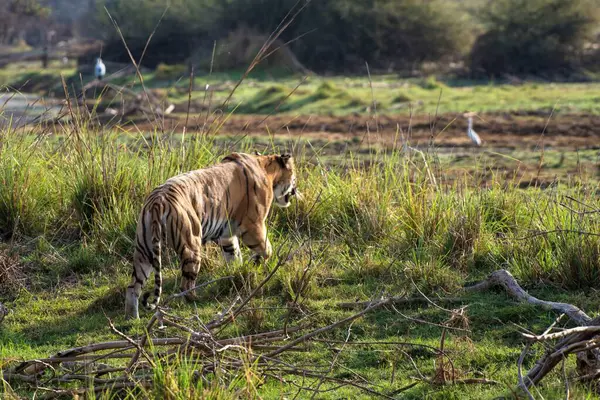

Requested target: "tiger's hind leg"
[
  {"left": 125, "top": 249, "right": 153, "bottom": 319},
  {"left": 179, "top": 237, "right": 202, "bottom": 301},
  {"left": 218, "top": 236, "right": 242, "bottom": 264}
]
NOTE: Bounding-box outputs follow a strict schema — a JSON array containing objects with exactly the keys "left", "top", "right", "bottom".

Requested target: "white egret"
[
  {"left": 467, "top": 116, "right": 482, "bottom": 146},
  {"left": 95, "top": 58, "right": 106, "bottom": 80}
]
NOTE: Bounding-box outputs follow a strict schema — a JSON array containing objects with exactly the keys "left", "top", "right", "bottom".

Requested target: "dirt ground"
[{"left": 134, "top": 112, "right": 600, "bottom": 150}]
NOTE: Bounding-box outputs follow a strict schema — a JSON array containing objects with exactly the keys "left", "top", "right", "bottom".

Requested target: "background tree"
[
  {"left": 203, "top": 0, "right": 471, "bottom": 73},
  {"left": 93, "top": 0, "right": 222, "bottom": 67},
  {"left": 0, "top": 0, "right": 50, "bottom": 45},
  {"left": 470, "top": 0, "right": 600, "bottom": 77}
]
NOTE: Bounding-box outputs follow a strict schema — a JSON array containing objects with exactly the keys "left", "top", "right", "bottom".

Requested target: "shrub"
[
  {"left": 238, "top": 85, "right": 290, "bottom": 113},
  {"left": 204, "top": 26, "right": 306, "bottom": 74},
  {"left": 154, "top": 63, "right": 188, "bottom": 80},
  {"left": 470, "top": 0, "right": 600, "bottom": 76},
  {"left": 392, "top": 93, "right": 412, "bottom": 104},
  {"left": 417, "top": 76, "right": 447, "bottom": 90},
  {"left": 369, "top": 0, "right": 470, "bottom": 67}
]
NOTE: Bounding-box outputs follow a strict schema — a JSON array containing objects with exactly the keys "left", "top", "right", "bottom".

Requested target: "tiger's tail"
[{"left": 141, "top": 199, "right": 164, "bottom": 310}]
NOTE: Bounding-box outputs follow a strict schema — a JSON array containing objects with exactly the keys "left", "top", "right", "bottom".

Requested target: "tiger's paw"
[
  {"left": 250, "top": 254, "right": 263, "bottom": 265},
  {"left": 184, "top": 292, "right": 198, "bottom": 302},
  {"left": 125, "top": 308, "right": 140, "bottom": 320}
]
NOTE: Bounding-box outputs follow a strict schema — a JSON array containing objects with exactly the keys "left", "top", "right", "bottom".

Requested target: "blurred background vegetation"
[{"left": 2, "top": 0, "right": 600, "bottom": 79}]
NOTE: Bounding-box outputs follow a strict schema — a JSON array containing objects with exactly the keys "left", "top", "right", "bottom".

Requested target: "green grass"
[
  {"left": 2, "top": 63, "right": 600, "bottom": 397},
  {"left": 5, "top": 63, "right": 600, "bottom": 116},
  {"left": 2, "top": 114, "right": 600, "bottom": 398},
  {"left": 0, "top": 61, "right": 76, "bottom": 93},
  {"left": 158, "top": 75, "right": 600, "bottom": 116}
]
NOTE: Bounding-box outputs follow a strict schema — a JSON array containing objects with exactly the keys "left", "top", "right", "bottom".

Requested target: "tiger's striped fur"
[{"left": 125, "top": 152, "right": 297, "bottom": 319}]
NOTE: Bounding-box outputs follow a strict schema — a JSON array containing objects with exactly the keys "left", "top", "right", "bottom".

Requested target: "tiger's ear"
[
  {"left": 277, "top": 153, "right": 293, "bottom": 169},
  {"left": 254, "top": 151, "right": 262, "bottom": 156}
]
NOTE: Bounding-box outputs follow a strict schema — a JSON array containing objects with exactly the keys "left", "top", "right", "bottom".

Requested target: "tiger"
[{"left": 125, "top": 152, "right": 297, "bottom": 319}]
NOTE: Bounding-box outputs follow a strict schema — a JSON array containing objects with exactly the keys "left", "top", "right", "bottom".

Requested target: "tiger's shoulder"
[{"left": 221, "top": 152, "right": 259, "bottom": 165}]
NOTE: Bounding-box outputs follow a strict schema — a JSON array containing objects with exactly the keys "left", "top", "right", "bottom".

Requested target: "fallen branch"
[
  {"left": 466, "top": 268, "right": 600, "bottom": 391},
  {"left": 465, "top": 269, "right": 590, "bottom": 325}
]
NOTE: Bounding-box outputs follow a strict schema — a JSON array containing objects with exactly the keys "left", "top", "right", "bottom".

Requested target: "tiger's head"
[
  {"left": 225, "top": 152, "right": 298, "bottom": 208},
  {"left": 262, "top": 153, "right": 297, "bottom": 208}
]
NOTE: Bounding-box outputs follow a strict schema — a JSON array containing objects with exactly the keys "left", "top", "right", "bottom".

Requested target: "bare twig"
[
  {"left": 391, "top": 304, "right": 470, "bottom": 333},
  {"left": 519, "top": 229, "right": 600, "bottom": 241},
  {"left": 523, "top": 326, "right": 600, "bottom": 342},
  {"left": 542, "top": 313, "right": 565, "bottom": 336},
  {"left": 559, "top": 202, "right": 600, "bottom": 216},
  {"left": 163, "top": 276, "right": 234, "bottom": 305},
  {"left": 563, "top": 356, "right": 570, "bottom": 400},
  {"left": 108, "top": 318, "right": 155, "bottom": 368},
  {"left": 337, "top": 295, "right": 465, "bottom": 309},
  {"left": 265, "top": 298, "right": 392, "bottom": 359},
  {"left": 311, "top": 322, "right": 354, "bottom": 398},
  {"left": 517, "top": 344, "right": 535, "bottom": 400},
  {"left": 127, "top": 313, "right": 158, "bottom": 371}
]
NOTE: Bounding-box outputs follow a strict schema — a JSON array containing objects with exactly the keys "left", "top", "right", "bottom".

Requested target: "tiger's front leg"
[
  {"left": 218, "top": 236, "right": 243, "bottom": 264},
  {"left": 241, "top": 224, "right": 272, "bottom": 264}
]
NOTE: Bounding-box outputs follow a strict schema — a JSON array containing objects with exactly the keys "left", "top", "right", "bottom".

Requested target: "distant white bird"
[
  {"left": 467, "top": 116, "right": 482, "bottom": 146},
  {"left": 95, "top": 58, "right": 106, "bottom": 80}
]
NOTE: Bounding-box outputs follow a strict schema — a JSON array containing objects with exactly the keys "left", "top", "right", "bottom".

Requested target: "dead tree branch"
[
  {"left": 465, "top": 269, "right": 590, "bottom": 325},
  {"left": 466, "top": 268, "right": 600, "bottom": 391}
]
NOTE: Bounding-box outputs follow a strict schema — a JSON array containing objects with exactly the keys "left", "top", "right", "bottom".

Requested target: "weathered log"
[{"left": 465, "top": 269, "right": 590, "bottom": 325}]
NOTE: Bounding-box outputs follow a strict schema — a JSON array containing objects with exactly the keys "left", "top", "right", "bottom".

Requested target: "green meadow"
[{"left": 1, "top": 99, "right": 600, "bottom": 398}]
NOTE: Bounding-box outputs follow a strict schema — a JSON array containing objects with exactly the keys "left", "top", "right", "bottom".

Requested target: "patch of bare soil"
[{"left": 131, "top": 112, "right": 600, "bottom": 150}]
